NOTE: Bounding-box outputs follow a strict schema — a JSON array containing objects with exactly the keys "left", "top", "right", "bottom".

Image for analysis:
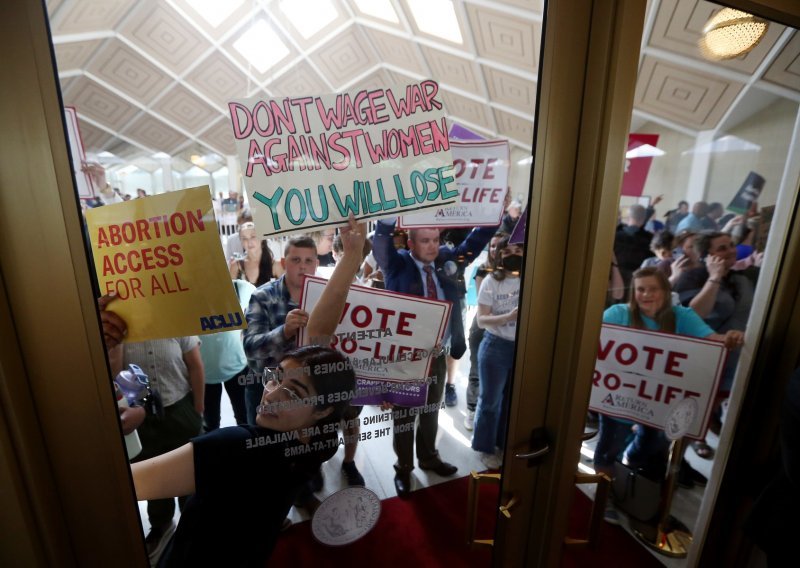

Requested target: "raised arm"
[
  {"left": 131, "top": 443, "right": 196, "bottom": 500},
  {"left": 306, "top": 217, "right": 366, "bottom": 341},
  {"left": 372, "top": 217, "right": 405, "bottom": 277}
]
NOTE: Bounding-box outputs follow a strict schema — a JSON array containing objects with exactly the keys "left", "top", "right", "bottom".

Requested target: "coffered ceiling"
[{"left": 46, "top": 0, "right": 800, "bottom": 174}]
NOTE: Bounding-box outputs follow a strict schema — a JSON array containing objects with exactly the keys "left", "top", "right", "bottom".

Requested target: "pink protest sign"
[{"left": 228, "top": 81, "right": 457, "bottom": 237}]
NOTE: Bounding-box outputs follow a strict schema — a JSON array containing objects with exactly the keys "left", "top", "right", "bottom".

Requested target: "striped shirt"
[{"left": 122, "top": 336, "right": 200, "bottom": 407}]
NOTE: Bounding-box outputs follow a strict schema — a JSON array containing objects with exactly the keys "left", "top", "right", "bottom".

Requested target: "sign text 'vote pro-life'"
[
  {"left": 588, "top": 324, "right": 727, "bottom": 439},
  {"left": 298, "top": 275, "right": 451, "bottom": 406},
  {"left": 398, "top": 139, "right": 509, "bottom": 229}
]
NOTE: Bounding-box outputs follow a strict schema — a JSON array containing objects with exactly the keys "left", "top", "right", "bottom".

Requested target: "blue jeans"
[
  {"left": 472, "top": 332, "right": 515, "bottom": 454},
  {"left": 594, "top": 414, "right": 669, "bottom": 476}
]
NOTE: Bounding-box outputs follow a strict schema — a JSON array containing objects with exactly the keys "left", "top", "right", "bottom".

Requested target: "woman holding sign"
[
  {"left": 126, "top": 217, "right": 367, "bottom": 567},
  {"left": 472, "top": 237, "right": 523, "bottom": 470},
  {"left": 595, "top": 267, "right": 743, "bottom": 524}
]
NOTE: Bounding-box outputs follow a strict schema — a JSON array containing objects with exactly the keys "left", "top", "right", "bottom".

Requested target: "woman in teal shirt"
[{"left": 595, "top": 267, "right": 743, "bottom": 522}]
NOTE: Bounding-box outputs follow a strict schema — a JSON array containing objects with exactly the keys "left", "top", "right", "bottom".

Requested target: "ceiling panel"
[
  {"left": 86, "top": 38, "right": 173, "bottom": 105},
  {"left": 184, "top": 52, "right": 252, "bottom": 108},
  {"left": 635, "top": 55, "right": 744, "bottom": 130},
  {"left": 198, "top": 118, "right": 237, "bottom": 156},
  {"left": 364, "top": 28, "right": 428, "bottom": 77},
  {"left": 77, "top": 120, "right": 115, "bottom": 153},
  {"left": 440, "top": 89, "right": 494, "bottom": 132},
  {"left": 310, "top": 26, "right": 380, "bottom": 89},
  {"left": 50, "top": 0, "right": 136, "bottom": 35},
  {"left": 54, "top": 39, "right": 103, "bottom": 71},
  {"left": 150, "top": 84, "right": 220, "bottom": 134},
  {"left": 483, "top": 65, "right": 536, "bottom": 115},
  {"left": 493, "top": 108, "right": 534, "bottom": 145},
  {"left": 119, "top": 0, "right": 212, "bottom": 75},
  {"left": 763, "top": 31, "right": 800, "bottom": 91},
  {"left": 267, "top": 61, "right": 330, "bottom": 96},
  {"left": 350, "top": 69, "right": 396, "bottom": 92},
  {"left": 419, "top": 45, "right": 483, "bottom": 94},
  {"left": 465, "top": 3, "right": 539, "bottom": 74},
  {"left": 121, "top": 113, "right": 186, "bottom": 153},
  {"left": 62, "top": 76, "right": 140, "bottom": 131}
]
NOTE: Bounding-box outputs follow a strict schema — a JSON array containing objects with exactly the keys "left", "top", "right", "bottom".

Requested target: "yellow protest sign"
[{"left": 86, "top": 186, "right": 244, "bottom": 342}]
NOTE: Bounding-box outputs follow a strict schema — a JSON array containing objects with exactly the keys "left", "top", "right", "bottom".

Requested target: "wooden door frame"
[{"left": 1, "top": 0, "right": 799, "bottom": 566}]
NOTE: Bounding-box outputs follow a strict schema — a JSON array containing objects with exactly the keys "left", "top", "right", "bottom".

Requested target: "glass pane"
[
  {"left": 572, "top": 1, "right": 800, "bottom": 565},
  {"left": 46, "top": 0, "right": 542, "bottom": 565}
]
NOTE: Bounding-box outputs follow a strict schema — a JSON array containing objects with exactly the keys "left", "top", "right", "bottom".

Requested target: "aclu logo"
[{"left": 200, "top": 312, "right": 243, "bottom": 331}]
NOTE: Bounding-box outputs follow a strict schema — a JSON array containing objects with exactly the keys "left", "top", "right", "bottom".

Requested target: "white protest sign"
[
  {"left": 298, "top": 275, "right": 450, "bottom": 382},
  {"left": 64, "top": 107, "right": 96, "bottom": 199},
  {"left": 398, "top": 139, "right": 509, "bottom": 228},
  {"left": 228, "top": 81, "right": 458, "bottom": 237},
  {"left": 588, "top": 325, "right": 727, "bottom": 439}
]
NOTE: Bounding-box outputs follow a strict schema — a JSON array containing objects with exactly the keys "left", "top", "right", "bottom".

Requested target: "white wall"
[{"left": 706, "top": 99, "right": 799, "bottom": 208}]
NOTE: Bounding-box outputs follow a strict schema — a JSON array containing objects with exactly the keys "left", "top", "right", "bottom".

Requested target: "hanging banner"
[
  {"left": 621, "top": 134, "right": 660, "bottom": 197},
  {"left": 86, "top": 186, "right": 245, "bottom": 342},
  {"left": 298, "top": 276, "right": 451, "bottom": 406},
  {"left": 588, "top": 325, "right": 727, "bottom": 439},
  {"left": 397, "top": 139, "right": 509, "bottom": 229},
  {"left": 228, "top": 80, "right": 458, "bottom": 237}
]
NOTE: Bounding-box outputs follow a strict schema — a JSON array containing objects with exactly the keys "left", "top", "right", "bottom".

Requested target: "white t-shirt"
[{"left": 478, "top": 276, "right": 520, "bottom": 341}]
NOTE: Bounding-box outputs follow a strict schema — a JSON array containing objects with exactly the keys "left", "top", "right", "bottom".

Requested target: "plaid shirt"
[{"left": 242, "top": 275, "right": 298, "bottom": 372}]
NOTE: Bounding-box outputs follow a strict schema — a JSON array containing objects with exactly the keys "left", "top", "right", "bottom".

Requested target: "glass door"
[{"left": 507, "top": 0, "right": 800, "bottom": 566}]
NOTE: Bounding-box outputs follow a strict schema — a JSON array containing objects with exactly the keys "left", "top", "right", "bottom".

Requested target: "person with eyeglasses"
[{"left": 122, "top": 217, "right": 368, "bottom": 567}]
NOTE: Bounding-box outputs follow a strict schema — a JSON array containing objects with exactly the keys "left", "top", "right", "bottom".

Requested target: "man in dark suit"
[{"left": 373, "top": 217, "right": 496, "bottom": 496}]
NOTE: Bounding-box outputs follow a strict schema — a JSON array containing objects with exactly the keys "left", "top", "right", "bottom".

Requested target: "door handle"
[
  {"left": 514, "top": 426, "right": 550, "bottom": 466},
  {"left": 499, "top": 496, "right": 519, "bottom": 518}
]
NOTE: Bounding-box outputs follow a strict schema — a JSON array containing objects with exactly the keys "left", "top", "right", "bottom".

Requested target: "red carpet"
[
  {"left": 269, "top": 476, "right": 497, "bottom": 568},
  {"left": 269, "top": 478, "right": 663, "bottom": 567},
  {"left": 563, "top": 490, "right": 664, "bottom": 568}
]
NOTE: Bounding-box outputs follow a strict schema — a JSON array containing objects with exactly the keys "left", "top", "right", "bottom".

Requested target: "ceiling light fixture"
[
  {"left": 352, "top": 0, "right": 399, "bottom": 23},
  {"left": 185, "top": 0, "right": 245, "bottom": 28},
  {"left": 279, "top": 0, "right": 337, "bottom": 39},
  {"left": 699, "top": 8, "right": 768, "bottom": 61},
  {"left": 407, "top": 0, "right": 463, "bottom": 44},
  {"left": 233, "top": 19, "right": 290, "bottom": 74}
]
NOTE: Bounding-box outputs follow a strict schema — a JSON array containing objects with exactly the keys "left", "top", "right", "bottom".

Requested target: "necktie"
[{"left": 423, "top": 265, "right": 437, "bottom": 300}]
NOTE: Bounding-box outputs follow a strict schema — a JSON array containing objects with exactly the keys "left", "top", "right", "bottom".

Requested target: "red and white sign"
[
  {"left": 621, "top": 134, "right": 659, "bottom": 197},
  {"left": 588, "top": 325, "right": 727, "bottom": 439},
  {"left": 398, "top": 139, "right": 509, "bottom": 228},
  {"left": 64, "top": 107, "right": 97, "bottom": 199},
  {"left": 298, "top": 275, "right": 451, "bottom": 382}
]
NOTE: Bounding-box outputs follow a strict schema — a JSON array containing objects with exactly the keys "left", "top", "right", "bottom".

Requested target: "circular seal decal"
[
  {"left": 311, "top": 487, "right": 381, "bottom": 546},
  {"left": 664, "top": 397, "right": 699, "bottom": 441}
]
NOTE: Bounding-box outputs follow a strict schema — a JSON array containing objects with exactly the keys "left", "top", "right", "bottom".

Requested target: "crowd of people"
[
  {"left": 94, "top": 185, "right": 765, "bottom": 563},
  {"left": 94, "top": 188, "right": 525, "bottom": 565},
  {"left": 603, "top": 197, "right": 762, "bottom": 523}
]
